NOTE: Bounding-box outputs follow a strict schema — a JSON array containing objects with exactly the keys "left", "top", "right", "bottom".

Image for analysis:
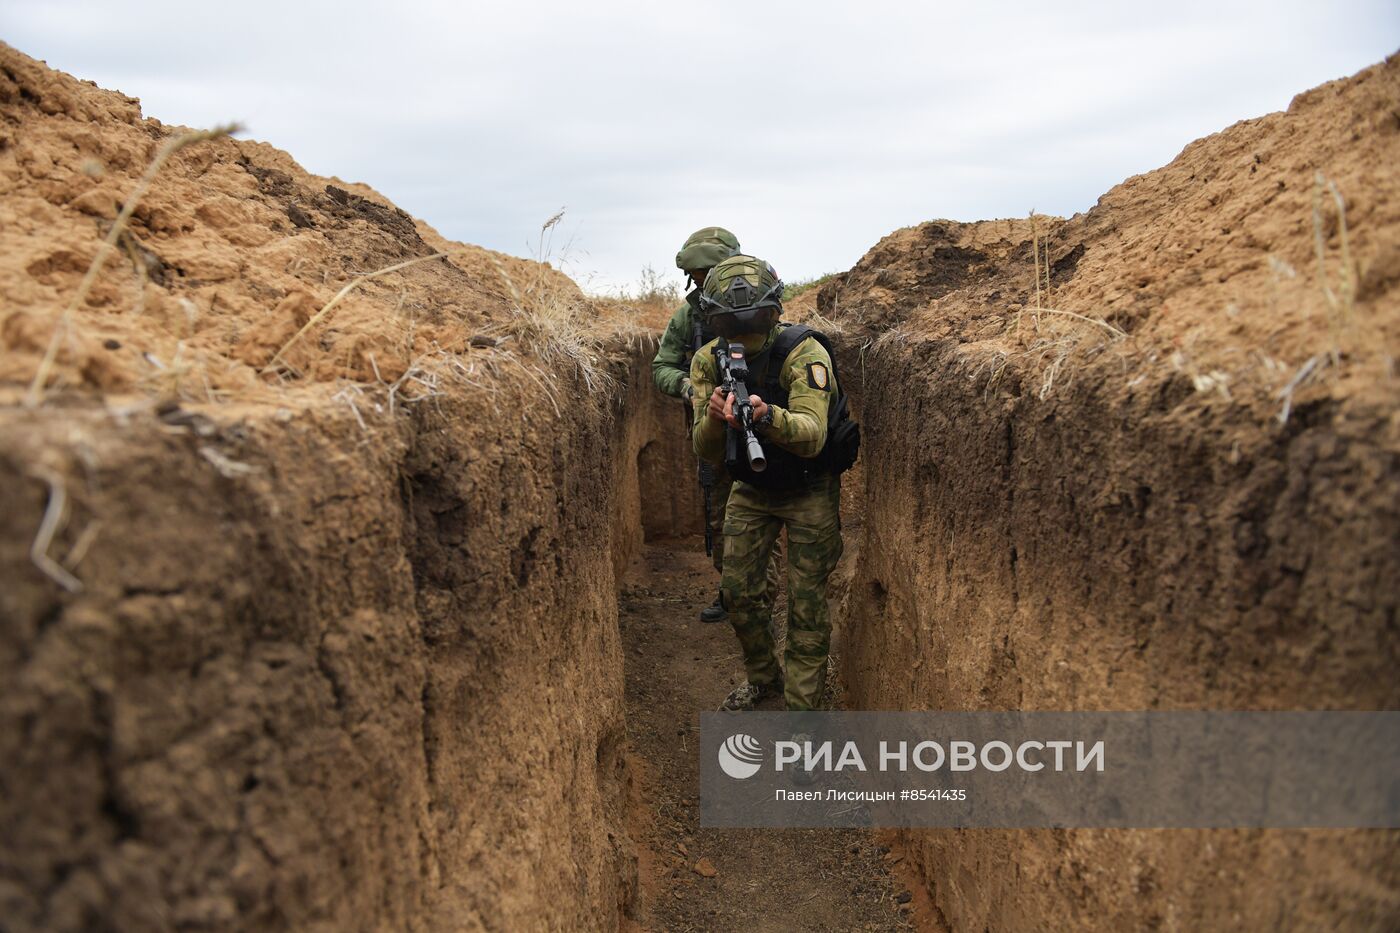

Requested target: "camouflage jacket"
[
  {"left": 689, "top": 326, "right": 834, "bottom": 467},
  {"left": 650, "top": 291, "right": 710, "bottom": 398}
]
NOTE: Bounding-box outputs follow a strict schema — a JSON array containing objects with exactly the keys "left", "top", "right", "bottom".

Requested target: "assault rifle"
[{"left": 715, "top": 341, "right": 767, "bottom": 473}]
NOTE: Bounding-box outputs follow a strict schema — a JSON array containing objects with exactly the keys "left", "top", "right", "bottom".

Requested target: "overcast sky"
[{"left": 4, "top": 1, "right": 1397, "bottom": 292}]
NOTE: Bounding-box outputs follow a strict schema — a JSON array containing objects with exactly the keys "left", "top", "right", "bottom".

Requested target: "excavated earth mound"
[
  {"left": 0, "top": 42, "right": 684, "bottom": 931},
  {"left": 819, "top": 54, "right": 1400, "bottom": 930},
  {"left": 0, "top": 40, "right": 597, "bottom": 395}
]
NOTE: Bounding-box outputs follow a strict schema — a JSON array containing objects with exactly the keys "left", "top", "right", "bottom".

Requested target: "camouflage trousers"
[
  {"left": 721, "top": 474, "right": 842, "bottom": 712},
  {"left": 711, "top": 471, "right": 783, "bottom": 604}
]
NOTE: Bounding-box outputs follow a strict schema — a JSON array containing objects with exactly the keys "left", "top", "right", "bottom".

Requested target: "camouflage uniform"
[
  {"left": 652, "top": 294, "right": 730, "bottom": 574},
  {"left": 652, "top": 249, "right": 783, "bottom": 593},
  {"left": 691, "top": 326, "right": 843, "bottom": 712},
  {"left": 650, "top": 291, "right": 706, "bottom": 401}
]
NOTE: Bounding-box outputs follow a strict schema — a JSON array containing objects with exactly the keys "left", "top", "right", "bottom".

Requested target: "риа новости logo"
[{"left": 718, "top": 733, "right": 764, "bottom": 779}]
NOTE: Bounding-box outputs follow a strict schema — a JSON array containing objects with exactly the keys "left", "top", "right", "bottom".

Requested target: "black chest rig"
[{"left": 723, "top": 323, "right": 860, "bottom": 491}]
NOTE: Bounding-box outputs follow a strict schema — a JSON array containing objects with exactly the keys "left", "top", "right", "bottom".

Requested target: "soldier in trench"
[
  {"left": 689, "top": 255, "right": 856, "bottom": 712},
  {"left": 651, "top": 227, "right": 781, "bottom": 624}
]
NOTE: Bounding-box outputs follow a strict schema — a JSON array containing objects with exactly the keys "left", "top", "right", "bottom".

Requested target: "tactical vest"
[{"left": 724, "top": 323, "right": 861, "bottom": 491}]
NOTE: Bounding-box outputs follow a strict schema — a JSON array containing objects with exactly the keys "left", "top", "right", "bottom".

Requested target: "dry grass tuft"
[
  {"left": 21, "top": 147, "right": 635, "bottom": 426},
  {"left": 488, "top": 212, "right": 615, "bottom": 397},
  {"left": 1273, "top": 174, "right": 1375, "bottom": 424},
  {"left": 499, "top": 274, "right": 611, "bottom": 394},
  {"left": 1312, "top": 171, "right": 1357, "bottom": 368},
  {"left": 960, "top": 209, "right": 1133, "bottom": 399},
  {"left": 264, "top": 251, "right": 452, "bottom": 375},
  {"left": 25, "top": 122, "right": 242, "bottom": 408},
  {"left": 802, "top": 306, "right": 848, "bottom": 338}
]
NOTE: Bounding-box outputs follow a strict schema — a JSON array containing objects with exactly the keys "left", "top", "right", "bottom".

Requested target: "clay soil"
[
  {"left": 618, "top": 539, "right": 932, "bottom": 932},
  {"left": 1, "top": 42, "right": 650, "bottom": 930},
  {"left": 810, "top": 52, "right": 1400, "bottom": 931}
]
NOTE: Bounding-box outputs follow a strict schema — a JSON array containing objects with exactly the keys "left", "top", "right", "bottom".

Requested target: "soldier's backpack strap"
[{"left": 763, "top": 323, "right": 814, "bottom": 395}]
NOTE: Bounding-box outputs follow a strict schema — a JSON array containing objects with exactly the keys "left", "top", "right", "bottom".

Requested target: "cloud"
[{"left": 5, "top": 0, "right": 1397, "bottom": 289}]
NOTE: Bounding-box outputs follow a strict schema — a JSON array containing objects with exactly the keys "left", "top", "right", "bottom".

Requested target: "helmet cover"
[{"left": 675, "top": 226, "right": 741, "bottom": 272}]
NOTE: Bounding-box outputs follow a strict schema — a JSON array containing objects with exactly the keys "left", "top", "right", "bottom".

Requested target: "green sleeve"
[
  {"left": 650, "top": 302, "right": 694, "bottom": 398},
  {"left": 690, "top": 340, "right": 727, "bottom": 466},
  {"left": 761, "top": 337, "right": 833, "bottom": 458}
]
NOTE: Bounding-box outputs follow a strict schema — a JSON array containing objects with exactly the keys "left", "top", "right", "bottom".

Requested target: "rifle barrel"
[{"left": 744, "top": 432, "right": 766, "bottom": 471}]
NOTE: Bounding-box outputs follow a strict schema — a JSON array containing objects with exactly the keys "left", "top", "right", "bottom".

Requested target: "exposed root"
[
  {"left": 1021, "top": 306, "right": 1126, "bottom": 338},
  {"left": 63, "top": 520, "right": 101, "bottom": 571},
  {"left": 199, "top": 446, "right": 260, "bottom": 478},
  {"left": 1275, "top": 354, "right": 1327, "bottom": 425},
  {"left": 29, "top": 466, "right": 83, "bottom": 593}
]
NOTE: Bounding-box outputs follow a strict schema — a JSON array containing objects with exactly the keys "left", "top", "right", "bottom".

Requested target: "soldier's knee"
[
  {"left": 786, "top": 626, "right": 831, "bottom": 658},
  {"left": 721, "top": 566, "right": 760, "bottom": 602},
  {"left": 722, "top": 585, "right": 766, "bottom": 614},
  {"left": 786, "top": 592, "right": 832, "bottom": 639},
  {"left": 787, "top": 531, "right": 841, "bottom": 575}
]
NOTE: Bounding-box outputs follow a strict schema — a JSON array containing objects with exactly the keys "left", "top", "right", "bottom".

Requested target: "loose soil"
[
  {"left": 0, "top": 39, "right": 656, "bottom": 404},
  {"left": 618, "top": 539, "right": 929, "bottom": 932}
]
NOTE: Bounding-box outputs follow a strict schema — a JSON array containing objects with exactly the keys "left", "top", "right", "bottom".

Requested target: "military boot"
[
  {"left": 699, "top": 590, "right": 727, "bottom": 624},
  {"left": 719, "top": 678, "right": 783, "bottom": 712}
]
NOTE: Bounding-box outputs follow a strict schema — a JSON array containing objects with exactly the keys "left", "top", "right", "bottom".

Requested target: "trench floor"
[{"left": 620, "top": 538, "right": 930, "bottom": 932}]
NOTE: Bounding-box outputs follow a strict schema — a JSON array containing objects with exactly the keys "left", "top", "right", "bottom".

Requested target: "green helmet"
[
  {"left": 675, "top": 226, "right": 741, "bottom": 273},
  {"left": 697, "top": 254, "right": 783, "bottom": 336}
]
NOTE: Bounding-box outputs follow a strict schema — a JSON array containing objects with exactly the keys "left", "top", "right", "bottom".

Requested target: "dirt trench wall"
[
  {"left": 822, "top": 55, "right": 1400, "bottom": 931},
  {"left": 0, "top": 41, "right": 701, "bottom": 931},
  {"left": 836, "top": 335, "right": 1400, "bottom": 930},
  {"left": 0, "top": 351, "right": 674, "bottom": 930},
  {"left": 628, "top": 370, "right": 706, "bottom": 546}
]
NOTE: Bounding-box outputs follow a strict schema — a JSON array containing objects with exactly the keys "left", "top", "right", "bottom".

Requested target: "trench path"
[{"left": 620, "top": 538, "right": 930, "bottom": 932}]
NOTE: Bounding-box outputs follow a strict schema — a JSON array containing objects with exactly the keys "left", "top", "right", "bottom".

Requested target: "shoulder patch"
[{"left": 805, "top": 361, "right": 830, "bottom": 391}]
